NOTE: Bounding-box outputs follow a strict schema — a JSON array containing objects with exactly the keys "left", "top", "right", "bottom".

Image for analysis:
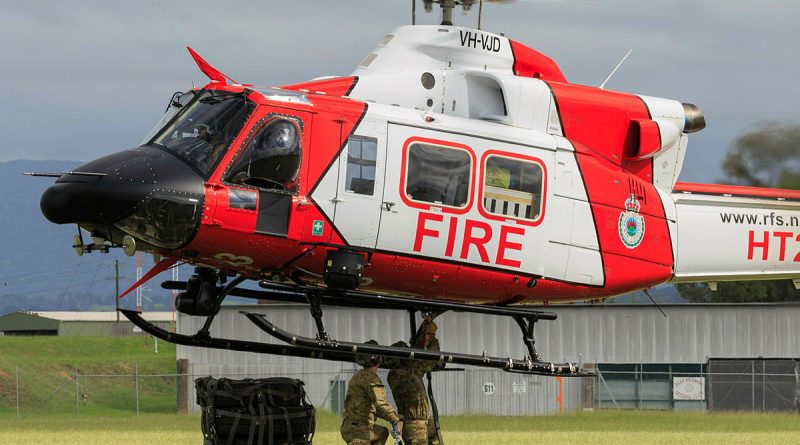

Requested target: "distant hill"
[{"left": 0, "top": 160, "right": 184, "bottom": 314}]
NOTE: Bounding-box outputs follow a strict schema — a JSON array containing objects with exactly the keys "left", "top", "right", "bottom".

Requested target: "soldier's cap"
[
  {"left": 383, "top": 341, "right": 409, "bottom": 368},
  {"left": 355, "top": 339, "right": 382, "bottom": 368}
]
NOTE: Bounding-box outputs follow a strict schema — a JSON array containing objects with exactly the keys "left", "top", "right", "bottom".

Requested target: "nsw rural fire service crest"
[{"left": 618, "top": 194, "right": 645, "bottom": 249}]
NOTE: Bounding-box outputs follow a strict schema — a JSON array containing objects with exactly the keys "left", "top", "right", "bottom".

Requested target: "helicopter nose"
[
  {"left": 41, "top": 149, "right": 157, "bottom": 225},
  {"left": 41, "top": 180, "right": 125, "bottom": 225},
  {"left": 40, "top": 146, "right": 206, "bottom": 249}
]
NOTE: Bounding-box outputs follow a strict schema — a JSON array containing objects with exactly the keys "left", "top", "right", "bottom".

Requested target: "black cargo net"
[{"left": 195, "top": 377, "right": 316, "bottom": 445}]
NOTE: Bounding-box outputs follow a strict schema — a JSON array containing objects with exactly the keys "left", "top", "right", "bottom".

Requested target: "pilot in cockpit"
[{"left": 194, "top": 124, "right": 213, "bottom": 142}]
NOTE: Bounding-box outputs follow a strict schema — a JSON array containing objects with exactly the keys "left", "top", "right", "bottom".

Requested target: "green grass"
[
  {"left": 2, "top": 337, "right": 799, "bottom": 444},
  {"left": 0, "top": 336, "right": 176, "bottom": 416},
  {"left": 1, "top": 410, "right": 800, "bottom": 445}
]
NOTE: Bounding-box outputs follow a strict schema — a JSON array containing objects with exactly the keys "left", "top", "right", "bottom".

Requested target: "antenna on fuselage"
[{"left": 599, "top": 48, "right": 633, "bottom": 90}]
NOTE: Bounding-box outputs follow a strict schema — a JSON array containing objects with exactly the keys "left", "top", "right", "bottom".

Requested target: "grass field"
[
  {"left": 2, "top": 337, "right": 800, "bottom": 444},
  {"left": 0, "top": 336, "right": 176, "bottom": 416},
  {"left": 1, "top": 410, "right": 800, "bottom": 445}
]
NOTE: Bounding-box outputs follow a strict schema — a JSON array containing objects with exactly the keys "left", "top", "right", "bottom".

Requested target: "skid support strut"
[
  {"left": 195, "top": 276, "right": 246, "bottom": 340},
  {"left": 515, "top": 316, "right": 541, "bottom": 363},
  {"left": 306, "top": 290, "right": 329, "bottom": 340}
]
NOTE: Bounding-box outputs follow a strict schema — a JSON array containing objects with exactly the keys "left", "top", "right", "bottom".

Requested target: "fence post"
[
  {"left": 751, "top": 360, "right": 755, "bottom": 412},
  {"left": 135, "top": 362, "right": 140, "bottom": 416},
  {"left": 177, "top": 359, "right": 189, "bottom": 414},
  {"left": 762, "top": 360, "right": 766, "bottom": 412},
  {"left": 795, "top": 360, "right": 800, "bottom": 413},
  {"left": 75, "top": 364, "right": 79, "bottom": 416},
  {"left": 16, "top": 364, "right": 19, "bottom": 419}
]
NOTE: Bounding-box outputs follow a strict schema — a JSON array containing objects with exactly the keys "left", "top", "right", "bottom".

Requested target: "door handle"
[
  {"left": 382, "top": 201, "right": 395, "bottom": 211},
  {"left": 331, "top": 197, "right": 345, "bottom": 204}
]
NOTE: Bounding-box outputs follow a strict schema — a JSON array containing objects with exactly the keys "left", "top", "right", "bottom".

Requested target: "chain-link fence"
[
  {"left": 1, "top": 364, "right": 582, "bottom": 417},
  {"left": 2, "top": 363, "right": 179, "bottom": 418},
  {"left": 2, "top": 360, "right": 798, "bottom": 418},
  {"left": 594, "top": 360, "right": 800, "bottom": 413}
]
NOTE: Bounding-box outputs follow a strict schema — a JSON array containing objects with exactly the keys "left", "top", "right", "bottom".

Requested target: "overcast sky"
[{"left": 1, "top": 0, "right": 798, "bottom": 182}]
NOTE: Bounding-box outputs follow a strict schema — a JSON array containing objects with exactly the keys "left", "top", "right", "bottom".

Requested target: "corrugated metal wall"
[{"left": 177, "top": 303, "right": 800, "bottom": 415}]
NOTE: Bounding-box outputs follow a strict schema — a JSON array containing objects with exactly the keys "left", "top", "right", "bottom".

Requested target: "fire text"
[{"left": 413, "top": 211, "right": 525, "bottom": 268}]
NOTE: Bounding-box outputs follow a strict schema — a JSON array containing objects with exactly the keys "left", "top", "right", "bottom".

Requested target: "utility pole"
[
  {"left": 115, "top": 259, "right": 120, "bottom": 322},
  {"left": 135, "top": 253, "right": 143, "bottom": 312},
  {"left": 171, "top": 266, "right": 179, "bottom": 328}
]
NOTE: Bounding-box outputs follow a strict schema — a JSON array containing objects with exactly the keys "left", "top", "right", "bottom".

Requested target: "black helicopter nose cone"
[
  {"left": 41, "top": 181, "right": 109, "bottom": 224},
  {"left": 40, "top": 146, "right": 206, "bottom": 248}
]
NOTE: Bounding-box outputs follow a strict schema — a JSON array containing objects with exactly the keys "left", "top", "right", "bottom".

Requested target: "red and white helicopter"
[{"left": 35, "top": 1, "right": 800, "bottom": 377}]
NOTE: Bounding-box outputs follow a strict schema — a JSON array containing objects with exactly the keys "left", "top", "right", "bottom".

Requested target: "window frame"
[
  {"left": 343, "top": 135, "right": 378, "bottom": 197},
  {"left": 221, "top": 113, "right": 304, "bottom": 195},
  {"left": 477, "top": 150, "right": 547, "bottom": 226},
  {"left": 399, "top": 137, "right": 476, "bottom": 214}
]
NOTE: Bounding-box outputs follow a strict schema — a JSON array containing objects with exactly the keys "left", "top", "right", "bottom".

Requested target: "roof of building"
[{"left": 4, "top": 311, "right": 175, "bottom": 323}]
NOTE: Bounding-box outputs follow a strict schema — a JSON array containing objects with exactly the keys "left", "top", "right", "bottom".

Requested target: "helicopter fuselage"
[{"left": 40, "top": 26, "right": 800, "bottom": 305}]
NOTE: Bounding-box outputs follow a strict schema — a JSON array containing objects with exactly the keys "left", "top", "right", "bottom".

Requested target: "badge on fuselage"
[{"left": 619, "top": 194, "right": 645, "bottom": 249}]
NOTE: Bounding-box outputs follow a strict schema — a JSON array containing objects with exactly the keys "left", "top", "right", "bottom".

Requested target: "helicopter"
[{"left": 32, "top": 0, "right": 800, "bottom": 377}]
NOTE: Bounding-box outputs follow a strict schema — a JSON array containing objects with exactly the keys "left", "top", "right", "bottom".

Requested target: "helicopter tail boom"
[{"left": 671, "top": 183, "right": 800, "bottom": 285}]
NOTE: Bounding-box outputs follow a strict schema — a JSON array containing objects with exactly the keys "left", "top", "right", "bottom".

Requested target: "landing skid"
[
  {"left": 156, "top": 279, "right": 592, "bottom": 377},
  {"left": 243, "top": 311, "right": 584, "bottom": 376},
  {"left": 120, "top": 309, "right": 359, "bottom": 363}
]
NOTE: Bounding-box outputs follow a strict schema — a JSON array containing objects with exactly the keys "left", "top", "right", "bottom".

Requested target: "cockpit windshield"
[{"left": 149, "top": 90, "right": 255, "bottom": 177}]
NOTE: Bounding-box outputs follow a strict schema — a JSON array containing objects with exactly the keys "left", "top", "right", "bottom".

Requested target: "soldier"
[
  {"left": 387, "top": 317, "right": 441, "bottom": 445},
  {"left": 341, "top": 343, "right": 401, "bottom": 445}
]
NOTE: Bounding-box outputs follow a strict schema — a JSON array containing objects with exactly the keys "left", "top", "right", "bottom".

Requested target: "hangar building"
[{"left": 177, "top": 303, "right": 800, "bottom": 415}]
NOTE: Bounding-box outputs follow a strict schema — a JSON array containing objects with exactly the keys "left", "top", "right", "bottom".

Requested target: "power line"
[{"left": 0, "top": 258, "right": 107, "bottom": 281}]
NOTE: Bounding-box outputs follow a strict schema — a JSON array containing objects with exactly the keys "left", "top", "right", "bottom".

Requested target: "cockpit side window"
[{"left": 225, "top": 117, "right": 302, "bottom": 192}]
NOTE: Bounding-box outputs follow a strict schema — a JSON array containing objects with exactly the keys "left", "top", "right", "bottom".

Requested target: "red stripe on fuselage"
[
  {"left": 547, "top": 82, "right": 653, "bottom": 179},
  {"left": 281, "top": 76, "right": 359, "bottom": 97},
  {"left": 301, "top": 96, "right": 367, "bottom": 195},
  {"left": 674, "top": 182, "right": 800, "bottom": 201},
  {"left": 547, "top": 82, "right": 674, "bottom": 294},
  {"left": 509, "top": 40, "right": 567, "bottom": 83}
]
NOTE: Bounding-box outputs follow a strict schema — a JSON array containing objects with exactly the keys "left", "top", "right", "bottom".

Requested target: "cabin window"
[
  {"left": 226, "top": 118, "right": 302, "bottom": 191},
  {"left": 482, "top": 155, "right": 543, "bottom": 221},
  {"left": 345, "top": 136, "right": 377, "bottom": 196},
  {"left": 405, "top": 142, "right": 472, "bottom": 209}
]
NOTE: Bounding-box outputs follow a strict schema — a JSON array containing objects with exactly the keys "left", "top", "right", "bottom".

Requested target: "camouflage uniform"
[
  {"left": 341, "top": 368, "right": 400, "bottom": 445},
  {"left": 387, "top": 319, "right": 441, "bottom": 445}
]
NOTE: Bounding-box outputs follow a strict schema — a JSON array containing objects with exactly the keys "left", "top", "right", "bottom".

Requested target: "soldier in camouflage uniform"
[
  {"left": 341, "top": 344, "right": 400, "bottom": 445},
  {"left": 387, "top": 317, "right": 441, "bottom": 445}
]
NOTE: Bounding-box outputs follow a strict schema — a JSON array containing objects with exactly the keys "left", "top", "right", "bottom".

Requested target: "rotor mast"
[{"left": 422, "top": 0, "right": 481, "bottom": 27}]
